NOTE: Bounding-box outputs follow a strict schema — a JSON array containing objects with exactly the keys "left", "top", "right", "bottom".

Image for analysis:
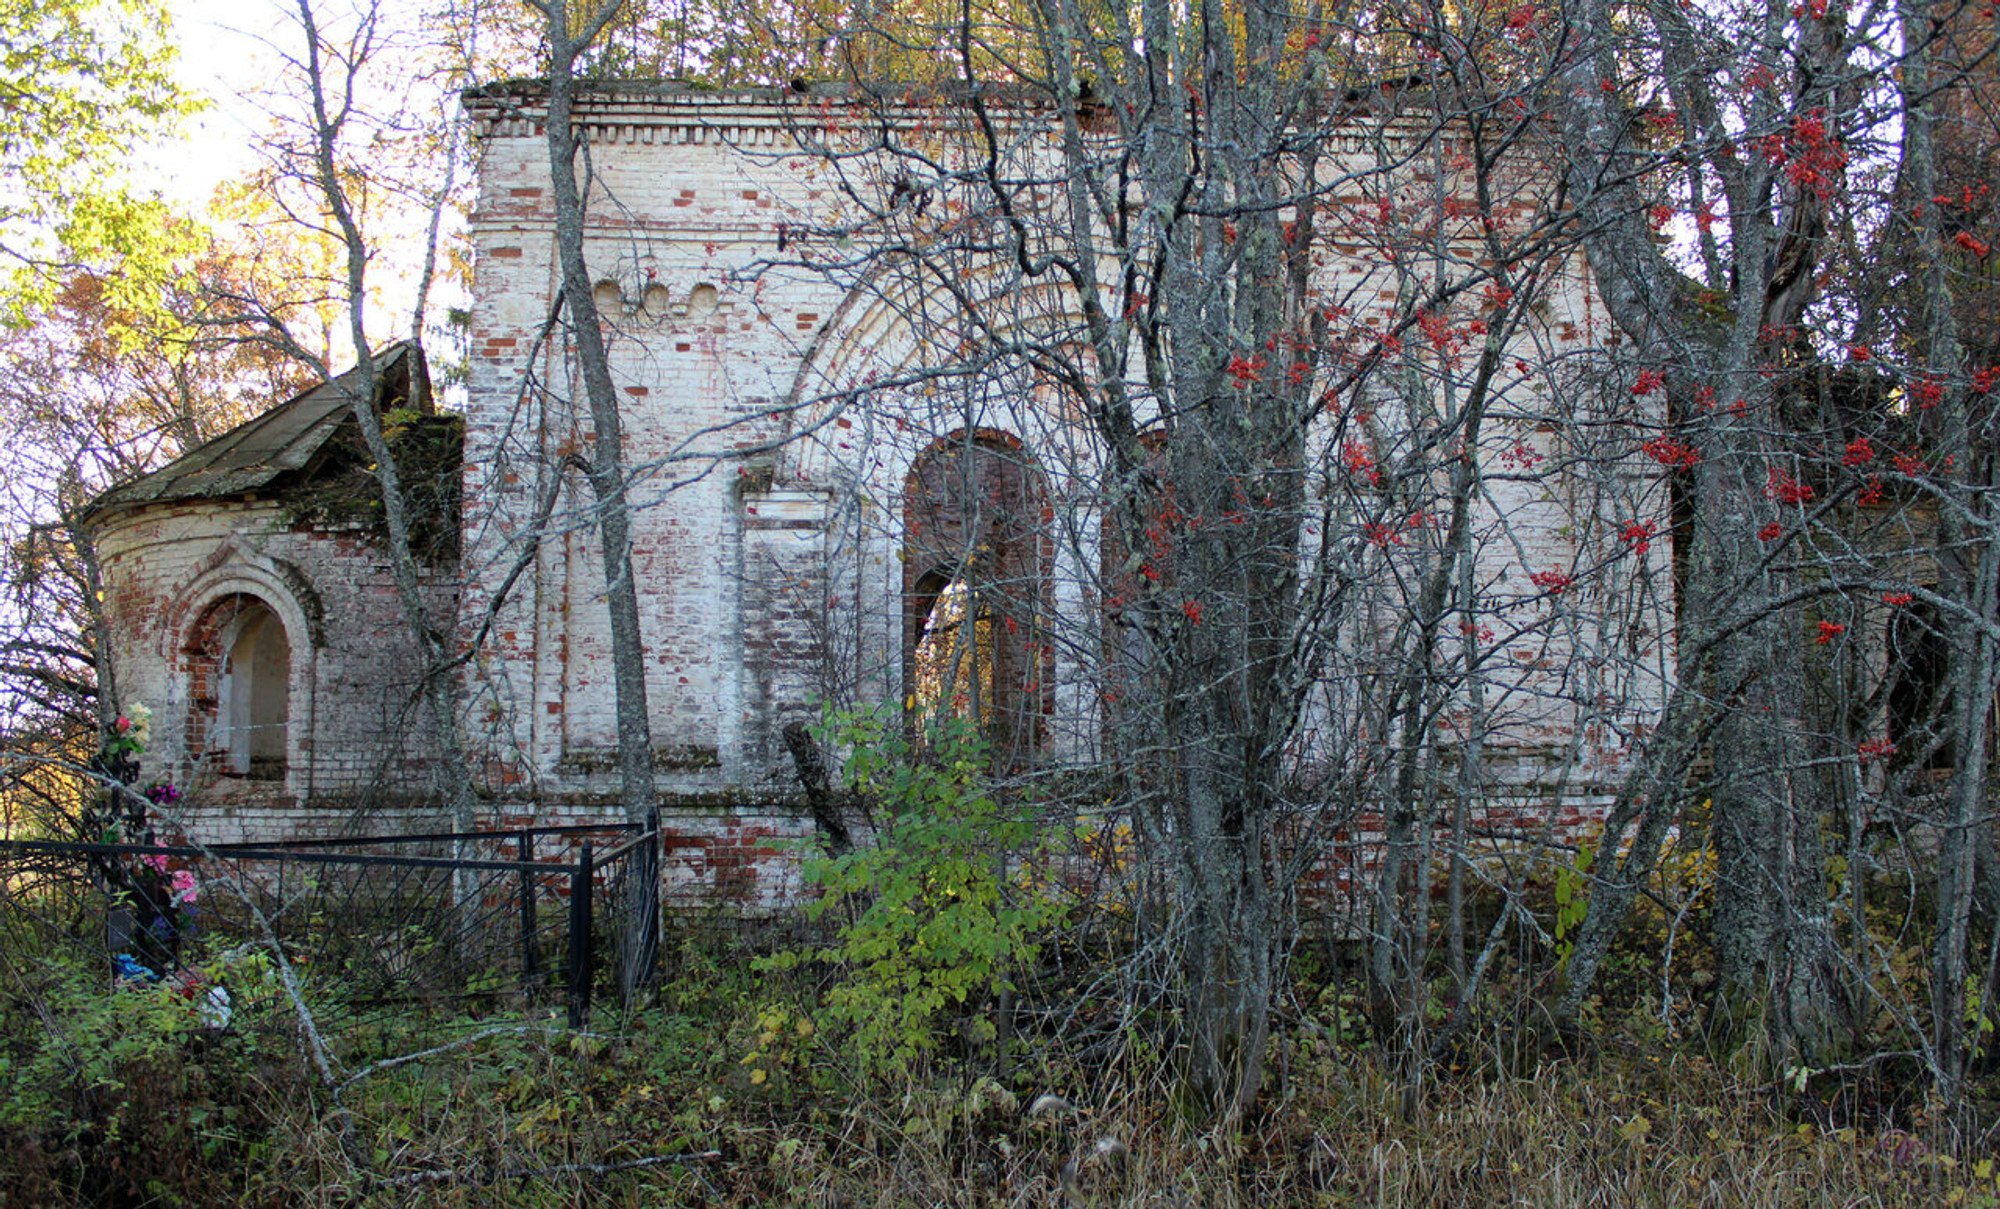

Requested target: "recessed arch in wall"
[
  {"left": 168, "top": 560, "right": 320, "bottom": 792},
  {"left": 778, "top": 267, "right": 1106, "bottom": 491}
]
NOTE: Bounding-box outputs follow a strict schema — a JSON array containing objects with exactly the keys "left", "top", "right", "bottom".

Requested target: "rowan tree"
[
  {"left": 650, "top": 0, "right": 1667, "bottom": 1115},
  {"left": 1549, "top": 0, "right": 2000, "bottom": 1097}
]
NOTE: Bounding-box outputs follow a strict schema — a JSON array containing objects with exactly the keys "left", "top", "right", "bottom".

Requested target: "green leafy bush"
[
  {"left": 0, "top": 948, "right": 258, "bottom": 1205},
  {"left": 760, "top": 707, "right": 1062, "bottom": 1080}
]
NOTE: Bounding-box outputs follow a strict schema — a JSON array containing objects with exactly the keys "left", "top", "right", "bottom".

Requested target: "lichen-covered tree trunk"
[
  {"left": 293, "top": 0, "right": 475, "bottom": 831},
  {"left": 1899, "top": 0, "right": 1997, "bottom": 1103},
  {"left": 534, "top": 0, "right": 660, "bottom": 826},
  {"left": 1551, "top": 0, "right": 1859, "bottom": 1062}
]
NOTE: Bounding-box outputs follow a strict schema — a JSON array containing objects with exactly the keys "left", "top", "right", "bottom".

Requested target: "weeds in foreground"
[
  {"left": 6, "top": 911, "right": 1999, "bottom": 1208},
  {"left": 5, "top": 743, "right": 1995, "bottom": 1206}
]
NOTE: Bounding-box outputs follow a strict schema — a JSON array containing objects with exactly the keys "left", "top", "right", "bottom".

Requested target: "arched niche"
[
  {"left": 183, "top": 594, "right": 293, "bottom": 781},
  {"left": 218, "top": 601, "right": 290, "bottom": 778},
  {"left": 168, "top": 561, "right": 319, "bottom": 792}
]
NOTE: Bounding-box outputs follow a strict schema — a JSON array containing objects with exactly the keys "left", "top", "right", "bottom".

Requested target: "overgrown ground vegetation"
[
  {"left": 4, "top": 897, "right": 1994, "bottom": 1206},
  {"left": 6, "top": 734, "right": 2000, "bottom": 1207},
  {"left": 9, "top": 0, "right": 2000, "bottom": 1200}
]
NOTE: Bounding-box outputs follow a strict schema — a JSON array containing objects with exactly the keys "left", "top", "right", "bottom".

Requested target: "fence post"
[
  {"left": 519, "top": 829, "right": 538, "bottom": 987},
  {"left": 645, "top": 807, "right": 661, "bottom": 988},
  {"left": 567, "top": 840, "right": 593, "bottom": 1029},
  {"left": 620, "top": 808, "right": 662, "bottom": 1010}
]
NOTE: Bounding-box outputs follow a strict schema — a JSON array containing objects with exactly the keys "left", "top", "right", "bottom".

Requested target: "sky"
[
  {"left": 149, "top": 0, "right": 471, "bottom": 209},
  {"left": 150, "top": 1, "right": 296, "bottom": 207},
  {"left": 143, "top": 0, "right": 475, "bottom": 367}
]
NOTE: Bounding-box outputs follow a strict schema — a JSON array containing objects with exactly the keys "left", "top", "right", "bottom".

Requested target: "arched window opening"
[
  {"left": 913, "top": 572, "right": 997, "bottom": 732},
  {"left": 192, "top": 597, "right": 292, "bottom": 781},
  {"left": 903, "top": 431, "right": 1048, "bottom": 766}
]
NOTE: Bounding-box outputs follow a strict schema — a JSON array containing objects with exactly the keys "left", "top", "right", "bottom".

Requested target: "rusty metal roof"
[{"left": 83, "top": 343, "right": 429, "bottom": 523}]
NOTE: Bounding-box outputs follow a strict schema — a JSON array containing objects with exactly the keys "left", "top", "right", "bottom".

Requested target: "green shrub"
[
  {"left": 0, "top": 948, "right": 259, "bottom": 1205},
  {"left": 760, "top": 706, "right": 1062, "bottom": 1081}
]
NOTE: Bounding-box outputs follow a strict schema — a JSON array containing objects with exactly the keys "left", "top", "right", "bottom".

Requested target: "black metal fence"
[{"left": 0, "top": 812, "right": 663, "bottom": 1035}]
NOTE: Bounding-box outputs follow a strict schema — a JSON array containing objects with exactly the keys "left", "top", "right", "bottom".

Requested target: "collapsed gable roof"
[{"left": 83, "top": 343, "right": 431, "bottom": 525}]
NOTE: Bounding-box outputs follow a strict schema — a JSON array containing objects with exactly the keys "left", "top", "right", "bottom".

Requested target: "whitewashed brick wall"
[
  {"left": 457, "top": 86, "right": 1673, "bottom": 839},
  {"left": 88, "top": 86, "right": 1675, "bottom": 905},
  {"left": 92, "top": 498, "right": 458, "bottom": 843}
]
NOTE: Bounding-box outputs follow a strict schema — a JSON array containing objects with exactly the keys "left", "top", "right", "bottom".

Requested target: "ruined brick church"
[{"left": 83, "top": 84, "right": 1669, "bottom": 900}]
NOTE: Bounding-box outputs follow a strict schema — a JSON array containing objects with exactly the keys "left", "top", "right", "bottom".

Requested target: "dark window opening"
[
  {"left": 1887, "top": 600, "right": 1954, "bottom": 771},
  {"left": 902, "top": 431, "right": 1048, "bottom": 766}
]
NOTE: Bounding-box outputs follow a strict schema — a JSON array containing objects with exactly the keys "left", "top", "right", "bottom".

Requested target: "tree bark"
[
  {"left": 535, "top": 0, "right": 660, "bottom": 824},
  {"left": 294, "top": 0, "right": 475, "bottom": 831}
]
